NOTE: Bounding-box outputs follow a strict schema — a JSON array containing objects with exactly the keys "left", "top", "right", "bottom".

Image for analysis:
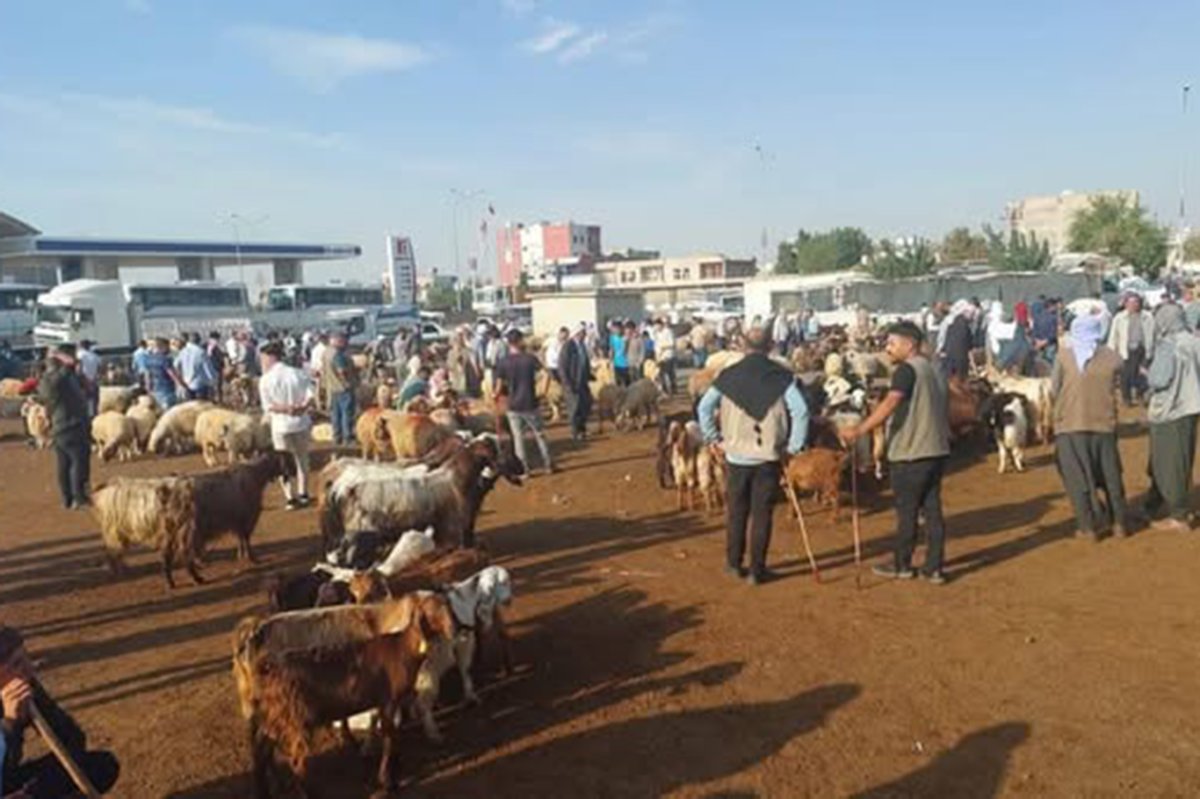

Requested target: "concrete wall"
[{"left": 531, "top": 291, "right": 645, "bottom": 338}]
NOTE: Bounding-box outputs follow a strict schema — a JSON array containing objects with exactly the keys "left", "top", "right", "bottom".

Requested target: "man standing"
[
  {"left": 545, "top": 327, "right": 568, "bottom": 383},
  {"left": 1, "top": 625, "right": 120, "bottom": 797},
  {"left": 1144, "top": 303, "right": 1200, "bottom": 532},
  {"left": 652, "top": 318, "right": 677, "bottom": 395},
  {"left": 174, "top": 333, "right": 216, "bottom": 401},
  {"left": 258, "top": 341, "right": 313, "bottom": 509},
  {"left": 322, "top": 332, "right": 359, "bottom": 447},
  {"left": 689, "top": 317, "right": 709, "bottom": 369},
  {"left": 559, "top": 323, "right": 594, "bottom": 441},
  {"left": 141, "top": 337, "right": 179, "bottom": 409},
  {"left": 207, "top": 331, "right": 227, "bottom": 403},
  {"left": 841, "top": 321, "right": 951, "bottom": 584},
  {"left": 37, "top": 344, "right": 92, "bottom": 509},
  {"left": 76, "top": 340, "right": 101, "bottom": 417},
  {"left": 698, "top": 327, "right": 809, "bottom": 586},
  {"left": 1108, "top": 293, "right": 1155, "bottom": 406},
  {"left": 495, "top": 329, "right": 554, "bottom": 474}
]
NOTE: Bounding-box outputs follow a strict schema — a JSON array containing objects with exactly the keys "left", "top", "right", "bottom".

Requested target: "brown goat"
[
  {"left": 233, "top": 594, "right": 455, "bottom": 797},
  {"left": 354, "top": 408, "right": 392, "bottom": 461},
  {"left": 782, "top": 448, "right": 849, "bottom": 521}
]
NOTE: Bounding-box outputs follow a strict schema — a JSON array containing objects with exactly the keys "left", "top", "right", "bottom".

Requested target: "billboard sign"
[{"left": 387, "top": 235, "right": 417, "bottom": 310}]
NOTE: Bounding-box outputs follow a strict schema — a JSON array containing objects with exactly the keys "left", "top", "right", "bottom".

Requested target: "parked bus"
[
  {"left": 34, "top": 279, "right": 256, "bottom": 353},
  {"left": 263, "top": 283, "right": 386, "bottom": 331},
  {"left": 0, "top": 283, "right": 43, "bottom": 350}
]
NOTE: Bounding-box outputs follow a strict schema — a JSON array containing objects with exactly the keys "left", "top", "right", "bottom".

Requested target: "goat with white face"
[{"left": 985, "top": 392, "right": 1028, "bottom": 473}]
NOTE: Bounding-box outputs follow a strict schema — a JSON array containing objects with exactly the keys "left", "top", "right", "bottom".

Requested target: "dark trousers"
[
  {"left": 564, "top": 386, "right": 592, "bottom": 438},
  {"left": 657, "top": 359, "right": 677, "bottom": 395},
  {"left": 1056, "top": 431, "right": 1128, "bottom": 533},
  {"left": 54, "top": 433, "right": 91, "bottom": 508},
  {"left": 11, "top": 751, "right": 120, "bottom": 799},
  {"left": 890, "top": 457, "right": 948, "bottom": 573},
  {"left": 726, "top": 461, "right": 780, "bottom": 575},
  {"left": 615, "top": 366, "right": 631, "bottom": 387},
  {"left": 1146, "top": 415, "right": 1198, "bottom": 521},
  {"left": 330, "top": 390, "right": 356, "bottom": 445},
  {"left": 1121, "top": 346, "right": 1146, "bottom": 404}
]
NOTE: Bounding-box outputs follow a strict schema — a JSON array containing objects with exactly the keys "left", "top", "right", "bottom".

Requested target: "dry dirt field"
[{"left": 2, "top": 408, "right": 1200, "bottom": 798}]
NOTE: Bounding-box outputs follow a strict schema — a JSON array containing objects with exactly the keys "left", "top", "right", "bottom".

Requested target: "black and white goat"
[{"left": 983, "top": 392, "right": 1029, "bottom": 474}]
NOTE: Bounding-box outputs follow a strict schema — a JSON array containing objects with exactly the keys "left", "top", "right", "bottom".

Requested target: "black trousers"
[
  {"left": 10, "top": 751, "right": 119, "bottom": 798},
  {"left": 658, "top": 359, "right": 677, "bottom": 395},
  {"left": 890, "top": 457, "right": 948, "bottom": 573},
  {"left": 726, "top": 461, "right": 780, "bottom": 575},
  {"left": 615, "top": 366, "right": 631, "bottom": 387},
  {"left": 54, "top": 433, "right": 91, "bottom": 507},
  {"left": 564, "top": 386, "right": 592, "bottom": 437},
  {"left": 1146, "top": 415, "right": 1199, "bottom": 521},
  {"left": 1121, "top": 346, "right": 1146, "bottom": 404}
]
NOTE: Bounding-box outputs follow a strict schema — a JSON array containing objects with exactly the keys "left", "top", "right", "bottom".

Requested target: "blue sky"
[{"left": 1, "top": 0, "right": 1197, "bottom": 288}]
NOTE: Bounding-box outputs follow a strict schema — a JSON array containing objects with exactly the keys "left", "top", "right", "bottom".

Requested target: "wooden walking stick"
[
  {"left": 30, "top": 703, "right": 102, "bottom": 798},
  {"left": 849, "top": 443, "right": 864, "bottom": 590},
  {"left": 781, "top": 469, "right": 821, "bottom": 583}
]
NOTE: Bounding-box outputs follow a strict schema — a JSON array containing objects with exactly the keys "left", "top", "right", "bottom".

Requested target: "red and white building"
[{"left": 497, "top": 221, "right": 602, "bottom": 288}]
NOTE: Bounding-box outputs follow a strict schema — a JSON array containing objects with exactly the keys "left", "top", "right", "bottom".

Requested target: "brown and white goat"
[
  {"left": 782, "top": 448, "right": 848, "bottom": 521},
  {"left": 232, "top": 594, "right": 455, "bottom": 797}
]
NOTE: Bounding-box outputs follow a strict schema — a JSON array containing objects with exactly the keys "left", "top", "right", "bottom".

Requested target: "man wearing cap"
[
  {"left": 37, "top": 344, "right": 92, "bottom": 509},
  {"left": 559, "top": 323, "right": 594, "bottom": 441},
  {"left": 258, "top": 341, "right": 312, "bottom": 509},
  {"left": 841, "top": 321, "right": 952, "bottom": 584},
  {"left": 698, "top": 326, "right": 810, "bottom": 586},
  {"left": 0, "top": 626, "right": 119, "bottom": 798}
]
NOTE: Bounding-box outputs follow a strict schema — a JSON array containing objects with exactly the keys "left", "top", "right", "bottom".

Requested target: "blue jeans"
[
  {"left": 693, "top": 348, "right": 707, "bottom": 369},
  {"left": 153, "top": 390, "right": 176, "bottom": 410},
  {"left": 331, "top": 391, "right": 356, "bottom": 444}
]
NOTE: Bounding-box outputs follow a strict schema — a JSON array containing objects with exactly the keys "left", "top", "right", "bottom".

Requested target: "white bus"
[
  {"left": 34, "top": 280, "right": 256, "bottom": 353},
  {"left": 263, "top": 283, "right": 386, "bottom": 331},
  {"left": 0, "top": 284, "right": 43, "bottom": 350}
]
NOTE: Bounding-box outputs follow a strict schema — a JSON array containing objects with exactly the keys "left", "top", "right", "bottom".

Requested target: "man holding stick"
[
  {"left": 1, "top": 626, "right": 119, "bottom": 797},
  {"left": 840, "top": 321, "right": 951, "bottom": 584}
]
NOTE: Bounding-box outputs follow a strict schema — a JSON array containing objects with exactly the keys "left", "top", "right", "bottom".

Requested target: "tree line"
[{"left": 776, "top": 196, "right": 1185, "bottom": 280}]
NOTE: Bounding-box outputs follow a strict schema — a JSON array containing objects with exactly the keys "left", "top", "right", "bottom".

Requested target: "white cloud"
[
  {"left": 501, "top": 0, "right": 536, "bottom": 16},
  {"left": 522, "top": 19, "right": 580, "bottom": 54},
  {"left": 1, "top": 91, "right": 342, "bottom": 148},
  {"left": 558, "top": 32, "right": 608, "bottom": 64},
  {"left": 230, "top": 26, "right": 431, "bottom": 92}
]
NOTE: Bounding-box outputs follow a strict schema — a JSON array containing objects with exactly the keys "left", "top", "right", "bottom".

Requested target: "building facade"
[
  {"left": 591, "top": 253, "right": 757, "bottom": 308},
  {"left": 1006, "top": 190, "right": 1139, "bottom": 254},
  {"left": 497, "top": 220, "right": 602, "bottom": 287}
]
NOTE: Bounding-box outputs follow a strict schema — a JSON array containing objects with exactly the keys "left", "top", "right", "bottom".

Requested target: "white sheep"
[
  {"left": 193, "top": 407, "right": 269, "bottom": 466},
  {"left": 148, "top": 400, "right": 214, "bottom": 455},
  {"left": 20, "top": 399, "right": 51, "bottom": 449},
  {"left": 125, "top": 395, "right": 159, "bottom": 453},
  {"left": 98, "top": 385, "right": 139, "bottom": 414},
  {"left": 91, "top": 411, "right": 139, "bottom": 462}
]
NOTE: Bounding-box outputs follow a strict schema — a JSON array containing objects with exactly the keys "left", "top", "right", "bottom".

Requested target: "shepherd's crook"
[
  {"left": 850, "top": 443, "right": 864, "bottom": 590},
  {"left": 30, "top": 703, "right": 102, "bottom": 798},
  {"left": 782, "top": 476, "right": 821, "bottom": 582}
]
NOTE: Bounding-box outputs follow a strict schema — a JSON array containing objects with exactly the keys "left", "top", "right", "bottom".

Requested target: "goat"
[
  {"left": 354, "top": 408, "right": 392, "bottom": 461},
  {"left": 667, "top": 421, "right": 703, "bottom": 511},
  {"left": 190, "top": 454, "right": 291, "bottom": 567},
  {"left": 982, "top": 391, "right": 1029, "bottom": 473},
  {"left": 782, "top": 448, "right": 848, "bottom": 521},
  {"left": 92, "top": 477, "right": 200, "bottom": 588},
  {"left": 232, "top": 594, "right": 454, "bottom": 797}
]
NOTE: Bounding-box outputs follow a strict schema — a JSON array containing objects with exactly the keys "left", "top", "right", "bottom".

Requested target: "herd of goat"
[{"left": 1, "top": 328, "right": 1062, "bottom": 796}]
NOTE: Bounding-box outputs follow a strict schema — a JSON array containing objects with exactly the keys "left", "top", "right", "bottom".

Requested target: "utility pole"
[{"left": 1182, "top": 84, "right": 1191, "bottom": 227}]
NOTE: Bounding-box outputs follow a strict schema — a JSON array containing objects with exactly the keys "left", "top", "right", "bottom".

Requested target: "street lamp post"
[
  {"left": 448, "top": 188, "right": 486, "bottom": 312},
  {"left": 1182, "top": 84, "right": 1191, "bottom": 227},
  {"left": 224, "top": 213, "right": 269, "bottom": 287}
]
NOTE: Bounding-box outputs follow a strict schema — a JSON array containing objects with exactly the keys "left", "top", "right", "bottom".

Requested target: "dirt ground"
[{"left": 3, "top": 405, "right": 1200, "bottom": 798}]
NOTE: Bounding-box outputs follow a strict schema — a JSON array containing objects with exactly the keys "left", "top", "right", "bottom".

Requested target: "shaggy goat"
[
  {"left": 190, "top": 454, "right": 291, "bottom": 566},
  {"left": 92, "top": 477, "right": 199, "bottom": 588}
]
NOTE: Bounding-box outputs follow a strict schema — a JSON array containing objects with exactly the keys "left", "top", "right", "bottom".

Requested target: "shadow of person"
[
  {"left": 851, "top": 721, "right": 1030, "bottom": 798},
  {"left": 418, "top": 683, "right": 860, "bottom": 798}
]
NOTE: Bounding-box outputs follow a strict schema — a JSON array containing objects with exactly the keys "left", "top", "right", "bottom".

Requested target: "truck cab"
[{"left": 33, "top": 280, "right": 130, "bottom": 352}]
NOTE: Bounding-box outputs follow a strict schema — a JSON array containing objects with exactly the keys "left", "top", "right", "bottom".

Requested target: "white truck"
[{"left": 33, "top": 279, "right": 258, "bottom": 354}]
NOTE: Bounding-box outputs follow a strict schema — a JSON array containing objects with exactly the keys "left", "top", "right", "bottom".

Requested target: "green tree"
[
  {"left": 1068, "top": 196, "right": 1169, "bottom": 278},
  {"left": 1182, "top": 233, "right": 1200, "bottom": 263},
  {"left": 940, "top": 227, "right": 989, "bottom": 264},
  {"left": 983, "top": 225, "right": 1051, "bottom": 272},
  {"left": 775, "top": 227, "right": 872, "bottom": 274},
  {"left": 425, "top": 281, "right": 459, "bottom": 310},
  {"left": 869, "top": 238, "right": 937, "bottom": 280}
]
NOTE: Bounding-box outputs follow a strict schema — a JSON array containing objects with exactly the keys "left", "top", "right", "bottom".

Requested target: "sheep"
[
  {"left": 97, "top": 385, "right": 139, "bottom": 414},
  {"left": 594, "top": 384, "right": 626, "bottom": 434},
  {"left": 92, "top": 477, "right": 200, "bottom": 588},
  {"left": 534, "top": 370, "right": 564, "bottom": 423},
  {"left": 383, "top": 411, "right": 457, "bottom": 460},
  {"left": 148, "top": 400, "right": 215, "bottom": 455},
  {"left": 193, "top": 407, "right": 269, "bottom": 466},
  {"left": 125, "top": 395, "right": 159, "bottom": 453},
  {"left": 20, "top": 399, "right": 51, "bottom": 449},
  {"left": 91, "top": 410, "right": 138, "bottom": 462},
  {"left": 0, "top": 378, "right": 25, "bottom": 398},
  {"left": 782, "top": 448, "right": 849, "bottom": 521},
  {"left": 642, "top": 359, "right": 661, "bottom": 383},
  {"left": 614, "top": 378, "right": 662, "bottom": 431},
  {"left": 232, "top": 594, "right": 455, "bottom": 796},
  {"left": 311, "top": 421, "right": 334, "bottom": 443}
]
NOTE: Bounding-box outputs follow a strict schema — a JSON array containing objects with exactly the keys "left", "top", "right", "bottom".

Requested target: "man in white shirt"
[
  {"left": 77, "top": 339, "right": 102, "bottom": 416},
  {"left": 652, "top": 318, "right": 677, "bottom": 395},
  {"left": 308, "top": 333, "right": 329, "bottom": 409},
  {"left": 258, "top": 341, "right": 314, "bottom": 509}
]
